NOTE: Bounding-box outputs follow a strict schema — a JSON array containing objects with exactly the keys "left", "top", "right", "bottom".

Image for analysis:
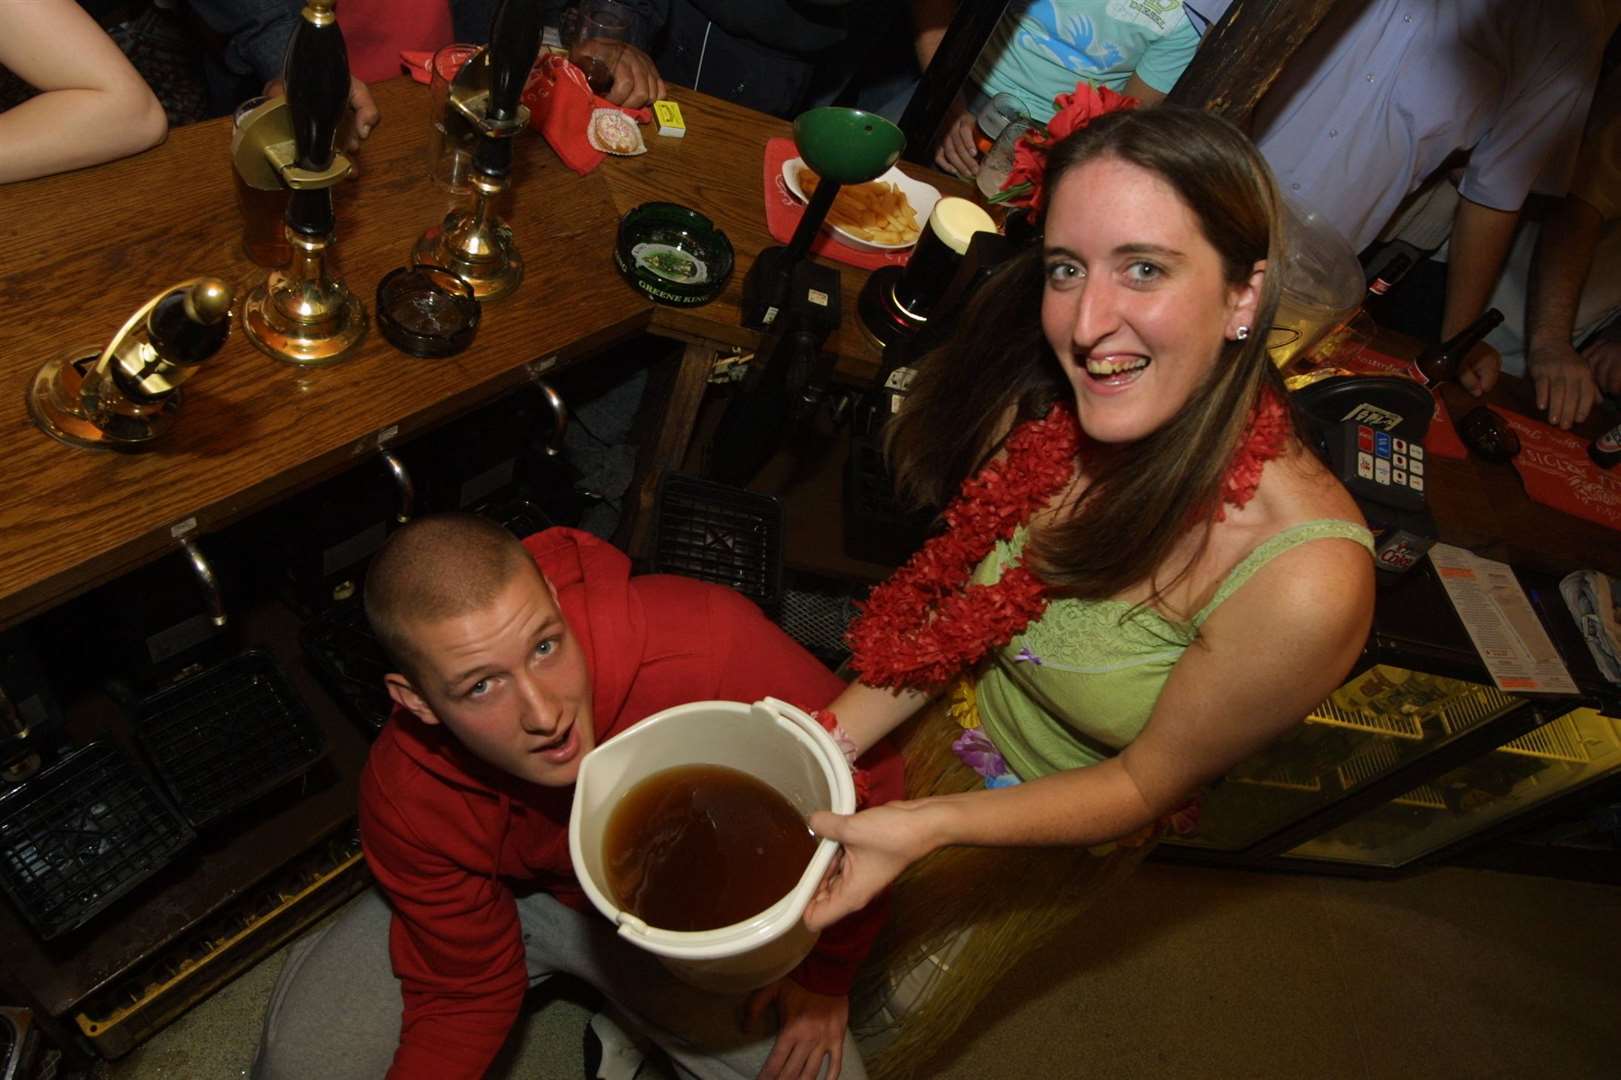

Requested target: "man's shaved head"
[{"left": 365, "top": 514, "right": 537, "bottom": 683}]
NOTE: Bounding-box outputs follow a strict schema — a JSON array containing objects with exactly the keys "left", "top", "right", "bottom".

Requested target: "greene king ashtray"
[{"left": 614, "top": 203, "right": 733, "bottom": 307}]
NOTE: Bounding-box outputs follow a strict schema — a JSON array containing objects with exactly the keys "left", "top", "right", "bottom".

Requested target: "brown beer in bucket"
[{"left": 604, "top": 764, "right": 817, "bottom": 932}]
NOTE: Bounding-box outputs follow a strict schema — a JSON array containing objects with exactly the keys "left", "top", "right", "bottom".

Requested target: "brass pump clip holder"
[
  {"left": 413, "top": 0, "right": 542, "bottom": 301},
  {"left": 28, "top": 278, "right": 234, "bottom": 450},
  {"left": 239, "top": 0, "right": 368, "bottom": 367}
]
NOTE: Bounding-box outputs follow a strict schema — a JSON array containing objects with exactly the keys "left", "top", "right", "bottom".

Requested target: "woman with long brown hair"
[{"left": 803, "top": 106, "right": 1376, "bottom": 1078}]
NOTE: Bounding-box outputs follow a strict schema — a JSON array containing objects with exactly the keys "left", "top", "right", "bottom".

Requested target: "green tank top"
[{"left": 972, "top": 520, "right": 1375, "bottom": 779}]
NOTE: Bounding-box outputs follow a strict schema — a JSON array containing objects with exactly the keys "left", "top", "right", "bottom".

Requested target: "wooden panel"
[
  {"left": 0, "top": 77, "right": 651, "bottom": 630},
  {"left": 1166, "top": 0, "right": 1344, "bottom": 123}
]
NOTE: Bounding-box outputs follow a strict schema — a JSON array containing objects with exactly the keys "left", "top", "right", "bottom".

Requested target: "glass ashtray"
[
  {"left": 614, "top": 203, "right": 734, "bottom": 307},
  {"left": 376, "top": 265, "right": 481, "bottom": 357},
  {"left": 1458, "top": 406, "right": 1521, "bottom": 463}
]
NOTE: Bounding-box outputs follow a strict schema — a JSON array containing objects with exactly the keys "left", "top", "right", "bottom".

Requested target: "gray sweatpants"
[{"left": 252, "top": 887, "right": 866, "bottom": 1080}]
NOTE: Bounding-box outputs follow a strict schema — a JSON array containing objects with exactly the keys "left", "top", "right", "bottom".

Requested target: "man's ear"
[
  {"left": 385, "top": 674, "right": 440, "bottom": 726},
  {"left": 1226, "top": 259, "right": 1267, "bottom": 341}
]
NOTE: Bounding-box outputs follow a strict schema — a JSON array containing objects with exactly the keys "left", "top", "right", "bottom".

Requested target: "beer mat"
[
  {"left": 763, "top": 138, "right": 910, "bottom": 271},
  {"left": 1489, "top": 406, "right": 1621, "bottom": 531},
  {"left": 1333, "top": 346, "right": 1469, "bottom": 459},
  {"left": 400, "top": 51, "right": 651, "bottom": 176}
]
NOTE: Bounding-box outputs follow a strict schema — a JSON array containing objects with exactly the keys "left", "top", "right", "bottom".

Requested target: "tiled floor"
[{"left": 108, "top": 862, "right": 1621, "bottom": 1079}]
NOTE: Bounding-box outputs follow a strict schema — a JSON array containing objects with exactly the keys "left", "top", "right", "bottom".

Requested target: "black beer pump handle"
[
  {"left": 283, "top": 0, "right": 348, "bottom": 170},
  {"left": 148, "top": 280, "right": 234, "bottom": 367},
  {"left": 283, "top": 0, "right": 349, "bottom": 235},
  {"left": 485, "top": 0, "right": 541, "bottom": 124}
]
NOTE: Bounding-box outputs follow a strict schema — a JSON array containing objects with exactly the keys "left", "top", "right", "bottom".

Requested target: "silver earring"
[{"left": 1235, "top": 325, "right": 1250, "bottom": 341}]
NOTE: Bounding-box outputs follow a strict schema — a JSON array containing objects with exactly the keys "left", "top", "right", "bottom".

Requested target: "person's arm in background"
[
  {"left": 1524, "top": 192, "right": 1606, "bottom": 426},
  {"left": 1443, "top": 196, "right": 1519, "bottom": 399},
  {"left": 911, "top": 0, "right": 953, "bottom": 72},
  {"left": 1447, "top": 7, "right": 1608, "bottom": 402},
  {"left": 0, "top": 0, "right": 166, "bottom": 182},
  {"left": 190, "top": 0, "right": 377, "bottom": 151}
]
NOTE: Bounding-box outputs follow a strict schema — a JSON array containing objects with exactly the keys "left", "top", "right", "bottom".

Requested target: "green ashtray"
[{"left": 614, "top": 202, "right": 734, "bottom": 307}]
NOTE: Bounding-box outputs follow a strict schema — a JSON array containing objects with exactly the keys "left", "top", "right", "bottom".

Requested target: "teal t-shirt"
[{"left": 970, "top": 1, "right": 1203, "bottom": 123}]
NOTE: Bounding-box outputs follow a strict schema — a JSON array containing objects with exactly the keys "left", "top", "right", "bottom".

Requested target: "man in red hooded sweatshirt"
[{"left": 252, "top": 515, "right": 901, "bottom": 1079}]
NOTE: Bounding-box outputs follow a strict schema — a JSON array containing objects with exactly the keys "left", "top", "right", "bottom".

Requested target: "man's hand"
[
  {"left": 263, "top": 74, "right": 378, "bottom": 155},
  {"left": 1528, "top": 340, "right": 1601, "bottom": 428},
  {"left": 574, "top": 40, "right": 665, "bottom": 109},
  {"left": 747, "top": 981, "right": 848, "bottom": 1080},
  {"left": 1584, "top": 336, "right": 1621, "bottom": 397},
  {"left": 934, "top": 99, "right": 979, "bottom": 179},
  {"left": 1457, "top": 341, "right": 1501, "bottom": 398},
  {"left": 803, "top": 801, "right": 941, "bottom": 933}
]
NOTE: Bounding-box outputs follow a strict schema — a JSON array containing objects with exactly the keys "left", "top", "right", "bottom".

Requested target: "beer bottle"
[
  {"left": 1592, "top": 421, "right": 1621, "bottom": 470},
  {"left": 1414, "top": 308, "right": 1505, "bottom": 387}
]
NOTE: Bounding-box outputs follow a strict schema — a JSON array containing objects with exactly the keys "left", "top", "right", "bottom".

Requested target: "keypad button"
[
  {"left": 1393, "top": 468, "right": 1407, "bottom": 485},
  {"left": 1358, "top": 427, "right": 1374, "bottom": 452},
  {"left": 1411, "top": 459, "right": 1424, "bottom": 476},
  {"left": 1411, "top": 475, "right": 1425, "bottom": 492},
  {"left": 1375, "top": 432, "right": 1392, "bottom": 458},
  {"left": 1357, "top": 452, "right": 1374, "bottom": 479},
  {"left": 1375, "top": 459, "right": 1391, "bottom": 484},
  {"left": 1410, "top": 444, "right": 1425, "bottom": 461},
  {"left": 1393, "top": 453, "right": 1408, "bottom": 469},
  {"left": 1393, "top": 438, "right": 1408, "bottom": 454}
]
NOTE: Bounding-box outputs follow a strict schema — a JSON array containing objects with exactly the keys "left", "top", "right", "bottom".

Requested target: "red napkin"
[
  {"left": 1489, "top": 407, "right": 1621, "bottom": 531},
  {"left": 1334, "top": 347, "right": 1470, "bottom": 460},
  {"left": 762, "top": 137, "right": 912, "bottom": 271},
  {"left": 400, "top": 50, "right": 652, "bottom": 176}
]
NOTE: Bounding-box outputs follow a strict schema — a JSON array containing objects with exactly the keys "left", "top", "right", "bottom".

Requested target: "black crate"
[
  {"left": 0, "top": 742, "right": 194, "bottom": 940},
  {"left": 842, "top": 432, "right": 933, "bottom": 567},
  {"left": 300, "top": 600, "right": 395, "bottom": 737},
  {"left": 779, "top": 573, "right": 867, "bottom": 671},
  {"left": 651, "top": 475, "right": 784, "bottom": 616},
  {"left": 131, "top": 651, "right": 326, "bottom": 827}
]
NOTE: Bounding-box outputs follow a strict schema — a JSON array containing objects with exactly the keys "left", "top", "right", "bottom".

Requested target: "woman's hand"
[
  {"left": 803, "top": 801, "right": 944, "bottom": 933},
  {"left": 747, "top": 980, "right": 849, "bottom": 1080}
]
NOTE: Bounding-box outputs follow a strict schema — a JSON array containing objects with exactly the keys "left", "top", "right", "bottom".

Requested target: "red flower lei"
[{"left": 847, "top": 391, "right": 1292, "bottom": 691}]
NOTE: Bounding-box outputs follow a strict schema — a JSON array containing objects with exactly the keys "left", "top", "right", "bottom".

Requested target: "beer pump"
[
  {"left": 412, "top": 0, "right": 542, "bottom": 301},
  {"left": 236, "top": 0, "right": 367, "bottom": 366},
  {"left": 28, "top": 278, "right": 234, "bottom": 450}
]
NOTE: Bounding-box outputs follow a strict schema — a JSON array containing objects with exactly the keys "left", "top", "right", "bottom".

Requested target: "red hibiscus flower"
[{"left": 996, "top": 81, "right": 1139, "bottom": 210}]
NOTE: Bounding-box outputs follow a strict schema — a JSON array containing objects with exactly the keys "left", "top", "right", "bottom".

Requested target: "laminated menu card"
[{"left": 1429, "top": 543, "right": 1579, "bottom": 695}]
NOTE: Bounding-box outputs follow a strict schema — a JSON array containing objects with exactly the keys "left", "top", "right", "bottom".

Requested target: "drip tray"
[
  {"left": 132, "top": 650, "right": 327, "bottom": 827},
  {"left": 0, "top": 742, "right": 194, "bottom": 940}
]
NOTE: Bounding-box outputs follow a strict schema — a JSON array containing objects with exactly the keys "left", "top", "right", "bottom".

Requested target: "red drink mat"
[
  {"left": 1333, "top": 347, "right": 1469, "bottom": 460},
  {"left": 1489, "top": 407, "right": 1621, "bottom": 531},
  {"left": 762, "top": 137, "right": 911, "bottom": 271}
]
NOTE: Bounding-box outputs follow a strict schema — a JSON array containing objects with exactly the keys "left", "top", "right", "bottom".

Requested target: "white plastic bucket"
[{"left": 568, "top": 697, "right": 856, "bottom": 994}]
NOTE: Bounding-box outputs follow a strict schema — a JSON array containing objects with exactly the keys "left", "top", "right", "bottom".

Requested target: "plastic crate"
[
  {"left": 300, "top": 600, "right": 394, "bottom": 737},
  {"left": 779, "top": 573, "right": 867, "bottom": 671},
  {"left": 842, "top": 432, "right": 933, "bottom": 567},
  {"left": 0, "top": 742, "right": 194, "bottom": 940},
  {"left": 132, "top": 651, "right": 326, "bottom": 827},
  {"left": 651, "top": 475, "right": 784, "bottom": 615}
]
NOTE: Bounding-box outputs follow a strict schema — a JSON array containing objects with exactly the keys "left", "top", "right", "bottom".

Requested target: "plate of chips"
[{"left": 782, "top": 158, "right": 939, "bottom": 252}]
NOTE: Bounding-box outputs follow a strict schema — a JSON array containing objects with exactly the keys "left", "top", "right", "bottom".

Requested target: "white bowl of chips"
[{"left": 781, "top": 157, "right": 939, "bottom": 252}]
